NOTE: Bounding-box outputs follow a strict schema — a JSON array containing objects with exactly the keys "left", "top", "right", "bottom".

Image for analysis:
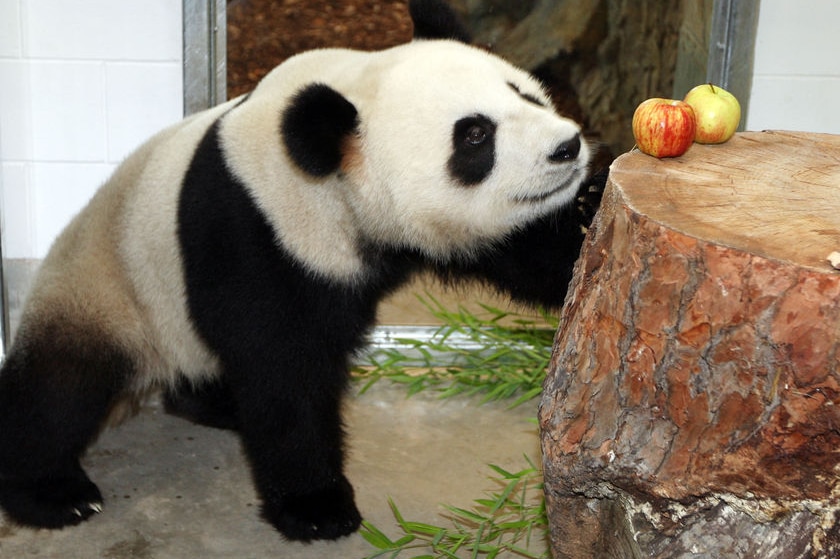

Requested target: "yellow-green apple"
[
  {"left": 683, "top": 83, "right": 741, "bottom": 144},
  {"left": 632, "top": 98, "right": 696, "bottom": 158}
]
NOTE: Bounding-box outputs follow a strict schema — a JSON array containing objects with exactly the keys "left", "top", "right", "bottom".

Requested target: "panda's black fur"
[
  {"left": 176, "top": 117, "right": 410, "bottom": 538},
  {"left": 0, "top": 0, "right": 601, "bottom": 541}
]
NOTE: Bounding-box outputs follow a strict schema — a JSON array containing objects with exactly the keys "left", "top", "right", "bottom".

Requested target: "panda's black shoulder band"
[{"left": 281, "top": 83, "right": 359, "bottom": 177}]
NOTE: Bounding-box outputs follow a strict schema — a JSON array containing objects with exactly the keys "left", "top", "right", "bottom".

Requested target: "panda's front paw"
[{"left": 262, "top": 475, "right": 361, "bottom": 541}]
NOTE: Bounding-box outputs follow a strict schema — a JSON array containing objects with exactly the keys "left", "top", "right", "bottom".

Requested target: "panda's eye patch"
[
  {"left": 454, "top": 115, "right": 495, "bottom": 148},
  {"left": 449, "top": 115, "right": 497, "bottom": 186},
  {"left": 465, "top": 125, "right": 487, "bottom": 145}
]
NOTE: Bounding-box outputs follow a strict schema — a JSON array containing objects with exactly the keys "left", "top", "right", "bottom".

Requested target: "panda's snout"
[{"left": 548, "top": 134, "right": 581, "bottom": 163}]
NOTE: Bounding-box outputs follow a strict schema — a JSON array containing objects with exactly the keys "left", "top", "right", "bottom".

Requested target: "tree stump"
[{"left": 540, "top": 131, "right": 840, "bottom": 558}]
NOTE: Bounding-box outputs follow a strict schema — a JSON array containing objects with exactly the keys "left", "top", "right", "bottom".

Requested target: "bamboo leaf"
[
  {"left": 444, "top": 506, "right": 489, "bottom": 524},
  {"left": 393, "top": 534, "right": 417, "bottom": 547},
  {"left": 360, "top": 520, "right": 395, "bottom": 549}
]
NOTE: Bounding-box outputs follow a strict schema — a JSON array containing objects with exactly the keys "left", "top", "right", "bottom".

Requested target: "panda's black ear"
[
  {"left": 281, "top": 83, "right": 359, "bottom": 177},
  {"left": 409, "top": 0, "right": 472, "bottom": 43}
]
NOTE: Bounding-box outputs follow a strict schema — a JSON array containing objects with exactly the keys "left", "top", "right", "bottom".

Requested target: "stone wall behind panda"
[{"left": 227, "top": 0, "right": 413, "bottom": 99}]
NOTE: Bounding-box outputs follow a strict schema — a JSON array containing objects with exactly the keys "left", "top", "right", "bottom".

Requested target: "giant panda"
[{"left": 0, "top": 0, "right": 593, "bottom": 542}]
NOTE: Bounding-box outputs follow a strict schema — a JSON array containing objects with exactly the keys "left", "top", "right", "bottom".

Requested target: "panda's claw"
[{"left": 0, "top": 468, "right": 104, "bottom": 528}]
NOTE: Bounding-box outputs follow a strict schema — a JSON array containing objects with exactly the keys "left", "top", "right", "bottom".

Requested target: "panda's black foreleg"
[
  {"left": 443, "top": 200, "right": 595, "bottom": 309},
  {"left": 0, "top": 330, "right": 131, "bottom": 528},
  {"left": 223, "top": 353, "right": 360, "bottom": 542},
  {"left": 441, "top": 172, "right": 607, "bottom": 310}
]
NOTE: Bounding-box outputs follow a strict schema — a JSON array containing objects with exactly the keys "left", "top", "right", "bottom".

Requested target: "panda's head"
[{"left": 279, "top": 3, "right": 590, "bottom": 262}]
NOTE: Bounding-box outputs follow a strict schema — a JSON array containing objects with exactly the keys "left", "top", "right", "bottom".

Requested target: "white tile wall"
[
  {"left": 746, "top": 0, "right": 840, "bottom": 133},
  {"left": 0, "top": 0, "right": 22, "bottom": 58},
  {"left": 0, "top": 162, "right": 33, "bottom": 258},
  {"left": 105, "top": 63, "right": 184, "bottom": 162},
  {"left": 29, "top": 61, "right": 107, "bottom": 161},
  {"left": 0, "top": 0, "right": 182, "bottom": 259},
  {"left": 23, "top": 0, "right": 181, "bottom": 62},
  {"left": 0, "top": 60, "right": 32, "bottom": 161},
  {"left": 749, "top": 76, "right": 840, "bottom": 134},
  {"left": 31, "top": 162, "right": 112, "bottom": 256}
]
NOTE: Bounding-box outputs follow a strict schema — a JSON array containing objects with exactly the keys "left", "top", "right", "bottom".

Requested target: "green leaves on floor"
[
  {"left": 354, "top": 297, "right": 556, "bottom": 558},
  {"left": 360, "top": 459, "right": 548, "bottom": 559}
]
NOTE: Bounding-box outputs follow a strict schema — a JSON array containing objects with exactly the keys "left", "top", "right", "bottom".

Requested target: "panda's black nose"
[{"left": 549, "top": 134, "right": 581, "bottom": 162}]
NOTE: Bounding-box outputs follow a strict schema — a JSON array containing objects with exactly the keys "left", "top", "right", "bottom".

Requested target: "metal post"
[
  {"left": 183, "top": 0, "right": 227, "bottom": 116},
  {"left": 707, "top": 0, "right": 761, "bottom": 131}
]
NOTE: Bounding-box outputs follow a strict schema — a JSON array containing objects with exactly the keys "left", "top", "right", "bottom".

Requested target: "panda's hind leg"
[
  {"left": 0, "top": 323, "right": 134, "bottom": 528},
  {"left": 0, "top": 460, "right": 103, "bottom": 528}
]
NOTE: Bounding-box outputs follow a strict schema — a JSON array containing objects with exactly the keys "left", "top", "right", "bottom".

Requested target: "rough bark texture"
[{"left": 541, "top": 131, "right": 840, "bottom": 558}]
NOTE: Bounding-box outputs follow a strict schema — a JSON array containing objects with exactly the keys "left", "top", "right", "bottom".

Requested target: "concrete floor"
[{"left": 0, "top": 382, "right": 546, "bottom": 559}]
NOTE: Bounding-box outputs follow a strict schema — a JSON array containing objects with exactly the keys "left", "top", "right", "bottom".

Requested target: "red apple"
[
  {"left": 632, "top": 98, "right": 696, "bottom": 158},
  {"left": 683, "top": 83, "right": 741, "bottom": 144}
]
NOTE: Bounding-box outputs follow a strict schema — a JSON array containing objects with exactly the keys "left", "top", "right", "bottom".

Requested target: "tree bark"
[{"left": 540, "top": 131, "right": 840, "bottom": 558}]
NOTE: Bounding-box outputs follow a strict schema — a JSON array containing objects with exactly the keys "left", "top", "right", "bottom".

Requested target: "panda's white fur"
[
  {"left": 0, "top": 0, "right": 592, "bottom": 543},
  {"left": 116, "top": 40, "right": 585, "bottom": 389},
  {"left": 119, "top": 104, "right": 236, "bottom": 385},
  {"left": 226, "top": 41, "right": 587, "bottom": 273}
]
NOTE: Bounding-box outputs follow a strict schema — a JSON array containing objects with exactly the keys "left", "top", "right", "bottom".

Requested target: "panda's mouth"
[{"left": 514, "top": 170, "right": 582, "bottom": 204}]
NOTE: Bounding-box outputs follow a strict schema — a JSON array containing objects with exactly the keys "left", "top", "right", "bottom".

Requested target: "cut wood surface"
[
  {"left": 540, "top": 131, "right": 840, "bottom": 558},
  {"left": 611, "top": 131, "right": 840, "bottom": 271}
]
